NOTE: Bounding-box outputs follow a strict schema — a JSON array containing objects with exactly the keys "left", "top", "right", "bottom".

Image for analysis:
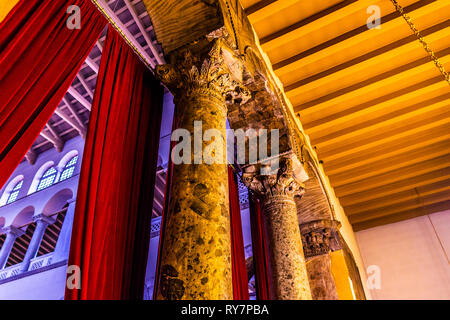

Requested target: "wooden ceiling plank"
[
  {"left": 290, "top": 51, "right": 450, "bottom": 113},
  {"left": 348, "top": 189, "right": 450, "bottom": 223},
  {"left": 272, "top": 0, "right": 440, "bottom": 74},
  {"left": 304, "top": 80, "right": 449, "bottom": 134},
  {"left": 329, "top": 139, "right": 450, "bottom": 187},
  {"left": 289, "top": 28, "right": 450, "bottom": 107},
  {"left": 313, "top": 95, "right": 450, "bottom": 148},
  {"left": 345, "top": 179, "right": 450, "bottom": 215},
  {"left": 283, "top": 20, "right": 450, "bottom": 90},
  {"left": 245, "top": 0, "right": 278, "bottom": 16},
  {"left": 318, "top": 116, "right": 450, "bottom": 161},
  {"left": 351, "top": 200, "right": 450, "bottom": 231},
  {"left": 335, "top": 157, "right": 450, "bottom": 198},
  {"left": 259, "top": 0, "right": 357, "bottom": 45}
]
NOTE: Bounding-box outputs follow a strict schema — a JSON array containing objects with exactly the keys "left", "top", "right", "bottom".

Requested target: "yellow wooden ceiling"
[{"left": 242, "top": 0, "right": 450, "bottom": 231}]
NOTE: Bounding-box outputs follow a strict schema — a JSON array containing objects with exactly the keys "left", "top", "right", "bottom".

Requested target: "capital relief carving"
[
  {"left": 156, "top": 40, "right": 251, "bottom": 106},
  {"left": 242, "top": 156, "right": 306, "bottom": 201},
  {"left": 299, "top": 220, "right": 342, "bottom": 259}
]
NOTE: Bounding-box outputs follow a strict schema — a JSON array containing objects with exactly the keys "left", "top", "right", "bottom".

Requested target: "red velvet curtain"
[
  {"left": 66, "top": 27, "right": 164, "bottom": 300},
  {"left": 0, "top": 0, "right": 106, "bottom": 188},
  {"left": 249, "top": 195, "right": 271, "bottom": 300},
  {"left": 229, "top": 167, "right": 250, "bottom": 300}
]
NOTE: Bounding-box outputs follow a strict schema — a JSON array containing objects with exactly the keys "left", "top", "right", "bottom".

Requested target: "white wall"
[
  {"left": 0, "top": 264, "right": 67, "bottom": 300},
  {"left": 356, "top": 210, "right": 450, "bottom": 300}
]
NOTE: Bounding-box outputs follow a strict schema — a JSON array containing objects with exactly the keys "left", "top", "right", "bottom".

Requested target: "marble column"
[
  {"left": 243, "top": 156, "right": 312, "bottom": 300},
  {"left": 0, "top": 226, "right": 24, "bottom": 269},
  {"left": 299, "top": 219, "right": 342, "bottom": 300},
  {"left": 20, "top": 214, "right": 55, "bottom": 273},
  {"left": 154, "top": 42, "right": 250, "bottom": 300},
  {"left": 299, "top": 219, "right": 356, "bottom": 300}
]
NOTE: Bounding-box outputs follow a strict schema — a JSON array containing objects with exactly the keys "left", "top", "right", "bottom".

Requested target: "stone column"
[
  {"left": 0, "top": 226, "right": 24, "bottom": 269},
  {"left": 20, "top": 214, "right": 55, "bottom": 273},
  {"left": 299, "top": 219, "right": 342, "bottom": 300},
  {"left": 243, "top": 156, "right": 312, "bottom": 300},
  {"left": 154, "top": 41, "right": 250, "bottom": 300}
]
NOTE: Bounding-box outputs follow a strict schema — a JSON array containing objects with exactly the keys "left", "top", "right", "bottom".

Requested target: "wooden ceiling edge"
[
  {"left": 244, "top": 0, "right": 278, "bottom": 16},
  {"left": 334, "top": 158, "right": 450, "bottom": 198},
  {"left": 290, "top": 47, "right": 450, "bottom": 113},
  {"left": 346, "top": 188, "right": 450, "bottom": 220},
  {"left": 328, "top": 141, "right": 450, "bottom": 186},
  {"left": 351, "top": 199, "right": 450, "bottom": 232},
  {"left": 271, "top": 0, "right": 437, "bottom": 71},
  {"left": 345, "top": 182, "right": 450, "bottom": 216}
]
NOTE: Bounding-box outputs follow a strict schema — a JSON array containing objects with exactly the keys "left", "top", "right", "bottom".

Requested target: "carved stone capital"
[
  {"left": 156, "top": 40, "right": 251, "bottom": 106},
  {"left": 242, "top": 154, "right": 307, "bottom": 201},
  {"left": 299, "top": 220, "right": 342, "bottom": 259},
  {"left": 32, "top": 213, "right": 55, "bottom": 226},
  {"left": 0, "top": 226, "right": 25, "bottom": 238}
]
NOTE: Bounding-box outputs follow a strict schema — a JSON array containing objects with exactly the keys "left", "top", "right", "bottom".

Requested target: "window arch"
[
  {"left": 37, "top": 167, "right": 58, "bottom": 191},
  {"left": 59, "top": 155, "right": 78, "bottom": 181},
  {"left": 0, "top": 175, "right": 24, "bottom": 206},
  {"left": 6, "top": 180, "right": 23, "bottom": 204}
]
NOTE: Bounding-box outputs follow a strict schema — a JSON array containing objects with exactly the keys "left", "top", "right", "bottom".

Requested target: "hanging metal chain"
[{"left": 390, "top": 0, "right": 450, "bottom": 85}]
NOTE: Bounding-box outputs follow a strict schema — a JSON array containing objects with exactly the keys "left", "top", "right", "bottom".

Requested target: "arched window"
[
  {"left": 59, "top": 155, "right": 78, "bottom": 181},
  {"left": 6, "top": 180, "right": 23, "bottom": 204},
  {"left": 37, "top": 167, "right": 57, "bottom": 191}
]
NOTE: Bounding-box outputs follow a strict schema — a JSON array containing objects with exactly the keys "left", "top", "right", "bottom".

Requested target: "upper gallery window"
[
  {"left": 37, "top": 167, "right": 58, "bottom": 191},
  {"left": 59, "top": 155, "right": 78, "bottom": 182},
  {"left": 6, "top": 180, "right": 23, "bottom": 204}
]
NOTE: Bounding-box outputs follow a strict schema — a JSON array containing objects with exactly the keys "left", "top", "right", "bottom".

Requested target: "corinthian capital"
[
  {"left": 155, "top": 39, "right": 251, "bottom": 105},
  {"left": 242, "top": 154, "right": 307, "bottom": 200}
]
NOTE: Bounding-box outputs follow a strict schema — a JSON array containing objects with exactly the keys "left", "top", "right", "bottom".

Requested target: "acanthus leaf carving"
[{"left": 156, "top": 40, "right": 251, "bottom": 106}]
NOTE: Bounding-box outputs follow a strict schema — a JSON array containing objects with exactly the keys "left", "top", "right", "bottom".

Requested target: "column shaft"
[
  {"left": 20, "top": 216, "right": 52, "bottom": 273},
  {"left": 243, "top": 155, "right": 312, "bottom": 300},
  {"left": 156, "top": 95, "right": 231, "bottom": 300},
  {"left": 0, "top": 233, "right": 17, "bottom": 269},
  {"left": 263, "top": 195, "right": 311, "bottom": 299}
]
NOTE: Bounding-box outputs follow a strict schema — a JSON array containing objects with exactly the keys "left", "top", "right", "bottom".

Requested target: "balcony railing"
[{"left": 0, "top": 252, "right": 54, "bottom": 281}]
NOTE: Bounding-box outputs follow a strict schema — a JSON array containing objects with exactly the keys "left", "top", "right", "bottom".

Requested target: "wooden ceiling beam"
[
  {"left": 290, "top": 50, "right": 450, "bottom": 113},
  {"left": 335, "top": 156, "right": 450, "bottom": 197},
  {"left": 123, "top": 0, "right": 164, "bottom": 65},
  {"left": 329, "top": 139, "right": 450, "bottom": 187},
  {"left": 303, "top": 80, "right": 449, "bottom": 133},
  {"left": 348, "top": 189, "right": 450, "bottom": 224},
  {"left": 341, "top": 167, "right": 450, "bottom": 207},
  {"left": 288, "top": 28, "right": 450, "bottom": 106},
  {"left": 318, "top": 117, "right": 450, "bottom": 162},
  {"left": 67, "top": 86, "right": 92, "bottom": 111},
  {"left": 313, "top": 98, "right": 450, "bottom": 150},
  {"left": 346, "top": 178, "right": 450, "bottom": 216},
  {"left": 245, "top": 0, "right": 278, "bottom": 16},
  {"left": 272, "top": 0, "right": 438, "bottom": 72}
]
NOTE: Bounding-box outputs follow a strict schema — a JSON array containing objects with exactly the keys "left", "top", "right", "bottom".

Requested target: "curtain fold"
[
  {"left": 228, "top": 167, "right": 250, "bottom": 300},
  {"left": 0, "top": 0, "right": 106, "bottom": 188},
  {"left": 249, "top": 195, "right": 271, "bottom": 300},
  {"left": 66, "top": 27, "right": 164, "bottom": 300}
]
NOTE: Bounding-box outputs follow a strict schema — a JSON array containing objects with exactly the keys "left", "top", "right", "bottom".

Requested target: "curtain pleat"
[
  {"left": 249, "top": 195, "right": 271, "bottom": 300},
  {"left": 0, "top": 0, "right": 106, "bottom": 188},
  {"left": 65, "top": 27, "right": 164, "bottom": 300},
  {"left": 229, "top": 167, "right": 249, "bottom": 300}
]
